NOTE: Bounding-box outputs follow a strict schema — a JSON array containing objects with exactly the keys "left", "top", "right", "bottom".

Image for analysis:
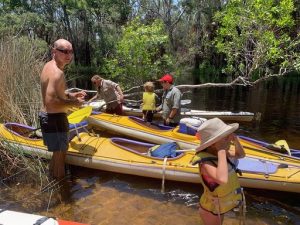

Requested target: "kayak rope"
[
  {"left": 216, "top": 198, "right": 222, "bottom": 225},
  {"left": 161, "top": 157, "right": 168, "bottom": 193},
  {"left": 239, "top": 188, "right": 247, "bottom": 225}
]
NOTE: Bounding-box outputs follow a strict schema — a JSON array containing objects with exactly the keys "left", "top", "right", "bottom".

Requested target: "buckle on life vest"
[{"left": 235, "top": 187, "right": 243, "bottom": 194}]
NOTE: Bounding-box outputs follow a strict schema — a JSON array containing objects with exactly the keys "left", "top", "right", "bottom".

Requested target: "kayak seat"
[{"left": 69, "top": 120, "right": 89, "bottom": 140}]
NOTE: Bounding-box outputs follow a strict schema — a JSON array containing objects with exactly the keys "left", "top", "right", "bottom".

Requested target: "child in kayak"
[
  {"left": 142, "top": 81, "right": 158, "bottom": 123},
  {"left": 192, "top": 117, "right": 246, "bottom": 225}
]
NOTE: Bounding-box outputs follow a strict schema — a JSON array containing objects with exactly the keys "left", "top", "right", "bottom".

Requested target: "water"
[{"left": 1, "top": 75, "right": 300, "bottom": 225}]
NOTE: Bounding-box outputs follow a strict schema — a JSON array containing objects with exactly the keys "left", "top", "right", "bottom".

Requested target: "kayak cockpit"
[
  {"left": 110, "top": 137, "right": 184, "bottom": 159},
  {"left": 4, "top": 123, "right": 41, "bottom": 139},
  {"left": 128, "top": 116, "right": 173, "bottom": 131}
]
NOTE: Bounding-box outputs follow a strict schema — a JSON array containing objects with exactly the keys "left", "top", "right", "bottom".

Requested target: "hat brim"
[{"left": 196, "top": 123, "right": 239, "bottom": 153}]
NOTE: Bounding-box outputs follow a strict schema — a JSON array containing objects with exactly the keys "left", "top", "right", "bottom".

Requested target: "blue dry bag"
[{"left": 148, "top": 142, "right": 178, "bottom": 158}]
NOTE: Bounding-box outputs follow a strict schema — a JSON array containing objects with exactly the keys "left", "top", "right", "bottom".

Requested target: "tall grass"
[
  {"left": 0, "top": 36, "right": 53, "bottom": 193},
  {"left": 0, "top": 36, "right": 47, "bottom": 126}
]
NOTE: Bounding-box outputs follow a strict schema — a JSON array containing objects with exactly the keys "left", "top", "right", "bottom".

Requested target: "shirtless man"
[{"left": 39, "top": 39, "right": 86, "bottom": 179}]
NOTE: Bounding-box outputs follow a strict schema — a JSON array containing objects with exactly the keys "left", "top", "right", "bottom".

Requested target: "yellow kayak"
[
  {"left": 88, "top": 113, "right": 300, "bottom": 165},
  {"left": 1, "top": 122, "right": 300, "bottom": 193}
]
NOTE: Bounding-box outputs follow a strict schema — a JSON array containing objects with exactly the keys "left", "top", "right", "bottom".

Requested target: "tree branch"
[{"left": 175, "top": 76, "right": 251, "bottom": 89}]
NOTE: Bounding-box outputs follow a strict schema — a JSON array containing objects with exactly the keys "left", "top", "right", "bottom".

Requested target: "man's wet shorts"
[{"left": 39, "top": 112, "right": 69, "bottom": 152}]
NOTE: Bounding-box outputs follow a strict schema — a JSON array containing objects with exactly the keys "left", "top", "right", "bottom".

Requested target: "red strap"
[{"left": 58, "top": 219, "right": 90, "bottom": 225}]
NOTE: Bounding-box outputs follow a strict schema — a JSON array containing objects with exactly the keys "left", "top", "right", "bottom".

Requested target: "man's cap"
[{"left": 158, "top": 74, "right": 173, "bottom": 84}]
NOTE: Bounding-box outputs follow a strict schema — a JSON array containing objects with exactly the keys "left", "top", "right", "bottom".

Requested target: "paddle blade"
[
  {"left": 275, "top": 140, "right": 291, "bottom": 156},
  {"left": 67, "top": 106, "right": 93, "bottom": 124}
]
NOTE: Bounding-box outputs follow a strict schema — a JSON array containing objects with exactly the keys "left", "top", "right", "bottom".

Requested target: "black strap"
[
  {"left": 33, "top": 216, "right": 51, "bottom": 225},
  {"left": 192, "top": 156, "right": 218, "bottom": 165},
  {"left": 0, "top": 208, "right": 6, "bottom": 214},
  {"left": 227, "top": 158, "right": 243, "bottom": 176},
  {"left": 193, "top": 156, "right": 243, "bottom": 176}
]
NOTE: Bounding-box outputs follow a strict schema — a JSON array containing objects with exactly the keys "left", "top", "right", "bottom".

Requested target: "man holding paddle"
[{"left": 39, "top": 39, "right": 86, "bottom": 179}]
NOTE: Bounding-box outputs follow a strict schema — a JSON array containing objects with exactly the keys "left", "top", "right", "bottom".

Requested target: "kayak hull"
[
  {"left": 88, "top": 113, "right": 300, "bottom": 165},
  {"left": 0, "top": 209, "right": 88, "bottom": 225},
  {"left": 1, "top": 123, "right": 300, "bottom": 193}
]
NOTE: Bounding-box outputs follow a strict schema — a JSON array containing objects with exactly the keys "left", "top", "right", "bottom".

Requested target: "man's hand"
[
  {"left": 119, "top": 94, "right": 124, "bottom": 103},
  {"left": 165, "top": 117, "right": 170, "bottom": 125},
  {"left": 74, "top": 90, "right": 87, "bottom": 98},
  {"left": 74, "top": 96, "right": 85, "bottom": 106}
]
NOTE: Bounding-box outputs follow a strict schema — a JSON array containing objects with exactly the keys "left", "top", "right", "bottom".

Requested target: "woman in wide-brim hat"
[{"left": 191, "top": 118, "right": 245, "bottom": 225}]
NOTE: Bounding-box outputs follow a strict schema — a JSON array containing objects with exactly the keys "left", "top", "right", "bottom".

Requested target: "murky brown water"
[{"left": 1, "top": 75, "right": 300, "bottom": 225}]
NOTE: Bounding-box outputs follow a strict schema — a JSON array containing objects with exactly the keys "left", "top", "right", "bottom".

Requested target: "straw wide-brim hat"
[{"left": 196, "top": 118, "right": 240, "bottom": 153}]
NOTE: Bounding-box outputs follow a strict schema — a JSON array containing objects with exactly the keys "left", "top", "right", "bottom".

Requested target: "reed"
[
  {"left": 0, "top": 36, "right": 50, "bottom": 189},
  {"left": 0, "top": 36, "right": 46, "bottom": 126}
]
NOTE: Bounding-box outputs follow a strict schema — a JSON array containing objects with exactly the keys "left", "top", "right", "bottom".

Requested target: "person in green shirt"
[
  {"left": 156, "top": 74, "right": 182, "bottom": 127},
  {"left": 89, "top": 75, "right": 124, "bottom": 115}
]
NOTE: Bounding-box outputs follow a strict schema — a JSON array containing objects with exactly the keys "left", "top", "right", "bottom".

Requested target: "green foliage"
[
  {"left": 105, "top": 18, "right": 174, "bottom": 87},
  {"left": 66, "top": 65, "right": 100, "bottom": 81},
  {"left": 214, "top": 0, "right": 298, "bottom": 78},
  {"left": 195, "top": 60, "right": 224, "bottom": 83},
  {"left": 0, "top": 10, "right": 49, "bottom": 39}
]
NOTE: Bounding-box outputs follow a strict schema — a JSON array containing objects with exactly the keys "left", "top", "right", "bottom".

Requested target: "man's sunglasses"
[{"left": 55, "top": 48, "right": 73, "bottom": 55}]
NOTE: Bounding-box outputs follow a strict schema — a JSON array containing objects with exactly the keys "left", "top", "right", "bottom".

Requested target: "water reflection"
[{"left": 188, "top": 75, "right": 300, "bottom": 149}]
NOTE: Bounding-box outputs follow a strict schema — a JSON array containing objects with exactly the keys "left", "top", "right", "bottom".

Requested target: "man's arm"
[
  {"left": 169, "top": 90, "right": 181, "bottom": 118},
  {"left": 87, "top": 93, "right": 99, "bottom": 103},
  {"left": 106, "top": 80, "right": 124, "bottom": 102},
  {"left": 116, "top": 85, "right": 124, "bottom": 102},
  {"left": 168, "top": 108, "right": 178, "bottom": 120},
  {"left": 54, "top": 74, "right": 84, "bottom": 106},
  {"left": 165, "top": 90, "right": 181, "bottom": 124}
]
